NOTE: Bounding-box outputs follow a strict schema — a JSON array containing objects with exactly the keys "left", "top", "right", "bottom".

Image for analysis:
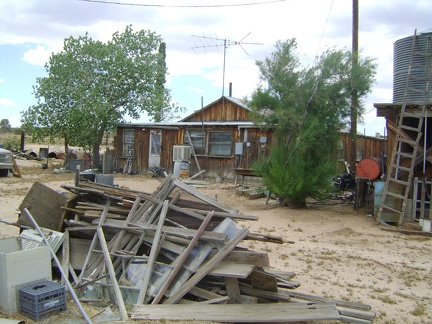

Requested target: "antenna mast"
[{"left": 191, "top": 33, "right": 262, "bottom": 97}]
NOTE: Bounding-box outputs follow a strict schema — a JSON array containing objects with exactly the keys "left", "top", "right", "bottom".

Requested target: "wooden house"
[
  {"left": 114, "top": 96, "right": 275, "bottom": 179},
  {"left": 113, "top": 96, "right": 387, "bottom": 179}
]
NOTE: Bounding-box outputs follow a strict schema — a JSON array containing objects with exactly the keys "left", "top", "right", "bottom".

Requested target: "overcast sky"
[{"left": 1, "top": 0, "right": 431, "bottom": 136}]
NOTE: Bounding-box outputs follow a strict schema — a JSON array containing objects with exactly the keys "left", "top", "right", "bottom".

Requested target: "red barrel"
[{"left": 356, "top": 157, "right": 382, "bottom": 180}]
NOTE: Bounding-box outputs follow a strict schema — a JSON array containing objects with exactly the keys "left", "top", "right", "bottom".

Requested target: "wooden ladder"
[{"left": 377, "top": 29, "right": 432, "bottom": 227}]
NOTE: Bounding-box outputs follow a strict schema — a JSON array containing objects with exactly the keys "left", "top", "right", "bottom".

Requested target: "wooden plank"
[
  {"left": 249, "top": 268, "right": 278, "bottom": 292},
  {"left": 263, "top": 268, "right": 296, "bottom": 280},
  {"left": 285, "top": 290, "right": 372, "bottom": 311},
  {"left": 173, "top": 179, "right": 239, "bottom": 214},
  {"left": 152, "top": 211, "right": 214, "bottom": 304},
  {"left": 338, "top": 306, "right": 376, "bottom": 321},
  {"left": 381, "top": 227, "right": 432, "bottom": 237},
  {"left": 11, "top": 156, "right": 21, "bottom": 178},
  {"left": 61, "top": 231, "right": 70, "bottom": 287},
  {"left": 245, "top": 232, "right": 289, "bottom": 244},
  {"left": 239, "top": 285, "right": 291, "bottom": 302},
  {"left": 199, "top": 296, "right": 230, "bottom": 304},
  {"left": 184, "top": 208, "right": 259, "bottom": 221},
  {"left": 59, "top": 238, "right": 99, "bottom": 270},
  {"left": 136, "top": 192, "right": 207, "bottom": 222},
  {"left": 185, "top": 169, "right": 206, "bottom": 181},
  {"left": 208, "top": 250, "right": 271, "bottom": 267},
  {"left": 225, "top": 277, "right": 241, "bottom": 304},
  {"left": 186, "top": 130, "right": 202, "bottom": 176},
  {"left": 125, "top": 221, "right": 227, "bottom": 243},
  {"left": 96, "top": 227, "right": 128, "bottom": 321},
  {"left": 188, "top": 286, "right": 225, "bottom": 302},
  {"left": 78, "top": 199, "right": 111, "bottom": 283},
  {"left": 18, "top": 181, "right": 71, "bottom": 231},
  {"left": 136, "top": 200, "right": 169, "bottom": 305},
  {"left": 163, "top": 227, "right": 249, "bottom": 304},
  {"left": 131, "top": 303, "right": 340, "bottom": 322},
  {"left": 239, "top": 294, "right": 258, "bottom": 304},
  {"left": 207, "top": 261, "right": 255, "bottom": 278}
]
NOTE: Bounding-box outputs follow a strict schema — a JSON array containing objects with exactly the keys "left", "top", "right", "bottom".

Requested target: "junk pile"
[{"left": 2, "top": 176, "right": 375, "bottom": 323}]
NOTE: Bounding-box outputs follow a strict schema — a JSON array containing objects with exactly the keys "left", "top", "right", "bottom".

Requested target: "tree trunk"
[
  {"left": 92, "top": 142, "right": 101, "bottom": 170},
  {"left": 281, "top": 197, "right": 308, "bottom": 209},
  {"left": 92, "top": 128, "right": 105, "bottom": 170},
  {"left": 64, "top": 136, "right": 70, "bottom": 168}
]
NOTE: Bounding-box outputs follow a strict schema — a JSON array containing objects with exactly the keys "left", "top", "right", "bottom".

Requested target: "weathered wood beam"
[
  {"left": 131, "top": 303, "right": 340, "bottom": 322},
  {"left": 152, "top": 211, "right": 214, "bottom": 304},
  {"left": 163, "top": 227, "right": 249, "bottom": 304}
]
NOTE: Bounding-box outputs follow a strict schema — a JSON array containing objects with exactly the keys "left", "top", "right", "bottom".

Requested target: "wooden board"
[
  {"left": 18, "top": 181, "right": 73, "bottom": 231},
  {"left": 132, "top": 303, "right": 340, "bottom": 322},
  {"left": 208, "top": 261, "right": 255, "bottom": 279},
  {"left": 11, "top": 157, "right": 21, "bottom": 178}
]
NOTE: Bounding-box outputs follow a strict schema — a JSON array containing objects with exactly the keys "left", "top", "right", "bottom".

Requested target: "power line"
[
  {"left": 78, "top": 0, "right": 287, "bottom": 8},
  {"left": 315, "top": 0, "right": 334, "bottom": 60}
]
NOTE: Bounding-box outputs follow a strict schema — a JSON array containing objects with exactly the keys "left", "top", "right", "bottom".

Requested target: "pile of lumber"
[{"left": 17, "top": 176, "right": 375, "bottom": 323}]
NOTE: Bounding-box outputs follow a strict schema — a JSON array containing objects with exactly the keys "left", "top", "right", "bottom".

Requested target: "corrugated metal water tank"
[{"left": 393, "top": 29, "right": 432, "bottom": 103}]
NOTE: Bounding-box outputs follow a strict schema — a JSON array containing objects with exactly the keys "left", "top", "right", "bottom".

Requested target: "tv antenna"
[{"left": 191, "top": 33, "right": 263, "bottom": 97}]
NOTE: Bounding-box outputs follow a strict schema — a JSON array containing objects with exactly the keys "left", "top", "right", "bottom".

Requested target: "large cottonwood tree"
[
  {"left": 22, "top": 25, "right": 177, "bottom": 168},
  {"left": 249, "top": 39, "right": 377, "bottom": 208}
]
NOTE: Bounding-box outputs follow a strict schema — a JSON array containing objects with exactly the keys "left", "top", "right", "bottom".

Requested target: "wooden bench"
[{"left": 233, "top": 168, "right": 261, "bottom": 186}]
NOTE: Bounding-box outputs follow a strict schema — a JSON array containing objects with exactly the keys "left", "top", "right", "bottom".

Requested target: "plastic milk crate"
[{"left": 19, "top": 281, "right": 66, "bottom": 321}]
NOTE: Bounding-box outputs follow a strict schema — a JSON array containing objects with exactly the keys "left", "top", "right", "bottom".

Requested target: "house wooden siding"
[
  {"left": 179, "top": 125, "right": 273, "bottom": 177},
  {"left": 338, "top": 132, "right": 387, "bottom": 172},
  {"left": 113, "top": 97, "right": 274, "bottom": 178},
  {"left": 114, "top": 126, "right": 180, "bottom": 173},
  {"left": 113, "top": 97, "right": 387, "bottom": 179},
  {"left": 184, "top": 98, "right": 251, "bottom": 122}
]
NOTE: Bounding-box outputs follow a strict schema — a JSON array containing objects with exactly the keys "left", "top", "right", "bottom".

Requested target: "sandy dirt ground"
[{"left": 1, "top": 157, "right": 431, "bottom": 324}]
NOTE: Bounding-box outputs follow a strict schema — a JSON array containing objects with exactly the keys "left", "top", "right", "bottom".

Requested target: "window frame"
[
  {"left": 184, "top": 129, "right": 206, "bottom": 155},
  {"left": 123, "top": 129, "right": 135, "bottom": 157},
  {"left": 208, "top": 131, "right": 233, "bottom": 157}
]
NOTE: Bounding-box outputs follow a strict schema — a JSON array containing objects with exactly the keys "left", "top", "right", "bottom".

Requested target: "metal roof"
[{"left": 117, "top": 121, "right": 257, "bottom": 128}]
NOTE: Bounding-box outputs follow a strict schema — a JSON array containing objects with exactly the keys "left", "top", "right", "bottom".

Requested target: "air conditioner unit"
[{"left": 172, "top": 145, "right": 191, "bottom": 161}]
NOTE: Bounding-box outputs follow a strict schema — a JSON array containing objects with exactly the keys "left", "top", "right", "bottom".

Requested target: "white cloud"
[
  {"left": 22, "top": 45, "right": 53, "bottom": 66},
  {"left": 187, "top": 86, "right": 204, "bottom": 93},
  {"left": 0, "top": 79, "right": 4, "bottom": 83},
  {"left": 0, "top": 97, "right": 17, "bottom": 107}
]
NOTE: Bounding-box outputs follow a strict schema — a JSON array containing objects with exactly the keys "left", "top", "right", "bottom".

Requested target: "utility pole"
[{"left": 350, "top": 0, "right": 359, "bottom": 169}]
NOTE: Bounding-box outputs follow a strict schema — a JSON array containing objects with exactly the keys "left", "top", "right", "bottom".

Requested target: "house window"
[
  {"left": 208, "top": 131, "right": 232, "bottom": 156},
  {"left": 185, "top": 130, "right": 205, "bottom": 155},
  {"left": 123, "top": 129, "right": 134, "bottom": 156}
]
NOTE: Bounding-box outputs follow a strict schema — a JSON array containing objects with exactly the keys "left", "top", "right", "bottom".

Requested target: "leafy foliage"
[
  {"left": 0, "top": 119, "right": 12, "bottom": 132},
  {"left": 21, "top": 25, "right": 178, "bottom": 167},
  {"left": 250, "top": 39, "right": 377, "bottom": 207}
]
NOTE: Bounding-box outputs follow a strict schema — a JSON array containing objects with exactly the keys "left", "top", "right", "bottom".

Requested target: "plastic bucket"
[
  {"left": 173, "top": 160, "right": 190, "bottom": 178},
  {"left": 423, "top": 219, "right": 432, "bottom": 232}
]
